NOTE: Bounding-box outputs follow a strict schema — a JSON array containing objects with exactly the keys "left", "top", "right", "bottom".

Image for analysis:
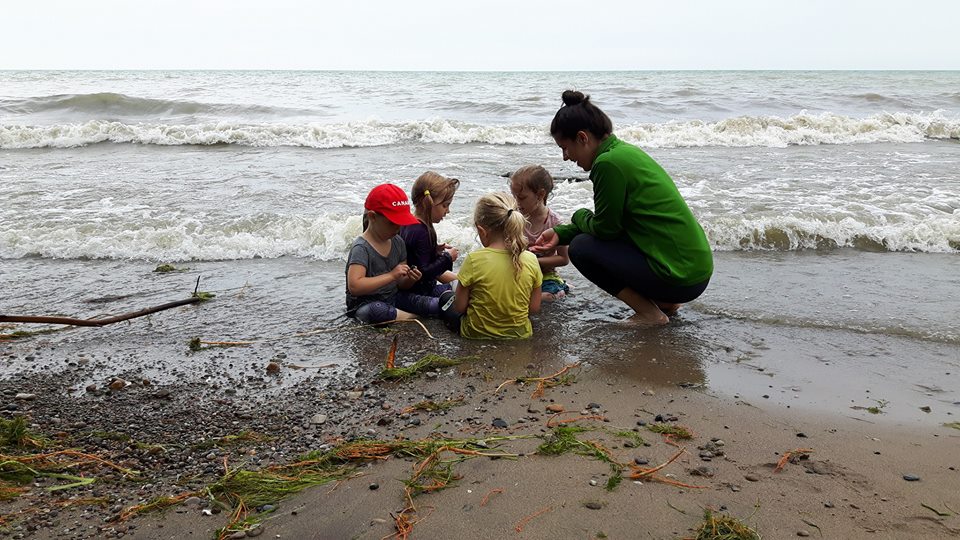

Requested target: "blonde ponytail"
[{"left": 474, "top": 192, "right": 528, "bottom": 274}]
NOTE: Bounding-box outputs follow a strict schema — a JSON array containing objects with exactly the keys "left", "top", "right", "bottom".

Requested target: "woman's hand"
[{"left": 530, "top": 229, "right": 559, "bottom": 254}]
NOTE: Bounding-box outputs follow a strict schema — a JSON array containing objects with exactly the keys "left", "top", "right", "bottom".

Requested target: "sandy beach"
[
  {"left": 2, "top": 70, "right": 958, "bottom": 539},
  {"left": 2, "top": 254, "right": 959, "bottom": 539}
]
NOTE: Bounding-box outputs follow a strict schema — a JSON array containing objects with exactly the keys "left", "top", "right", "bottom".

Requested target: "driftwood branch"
[{"left": 0, "top": 297, "right": 202, "bottom": 327}]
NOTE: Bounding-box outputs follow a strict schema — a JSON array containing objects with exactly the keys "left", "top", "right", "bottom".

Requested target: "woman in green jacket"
[{"left": 531, "top": 91, "right": 713, "bottom": 325}]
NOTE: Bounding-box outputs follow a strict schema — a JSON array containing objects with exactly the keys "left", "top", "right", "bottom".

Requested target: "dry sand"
[{"left": 121, "top": 343, "right": 960, "bottom": 540}]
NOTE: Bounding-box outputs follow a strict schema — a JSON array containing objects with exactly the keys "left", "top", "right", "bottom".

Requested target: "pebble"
[
  {"left": 902, "top": 474, "right": 921, "bottom": 482},
  {"left": 14, "top": 393, "right": 37, "bottom": 401},
  {"left": 587, "top": 402, "right": 601, "bottom": 410},
  {"left": 265, "top": 362, "right": 280, "bottom": 374},
  {"left": 589, "top": 479, "right": 598, "bottom": 486},
  {"left": 634, "top": 458, "right": 649, "bottom": 466},
  {"left": 109, "top": 379, "right": 128, "bottom": 391},
  {"left": 246, "top": 525, "right": 264, "bottom": 537},
  {"left": 491, "top": 418, "right": 508, "bottom": 429},
  {"left": 310, "top": 414, "right": 328, "bottom": 425},
  {"left": 369, "top": 483, "right": 379, "bottom": 490},
  {"left": 526, "top": 406, "right": 539, "bottom": 414},
  {"left": 797, "top": 531, "right": 810, "bottom": 537},
  {"left": 796, "top": 432, "right": 807, "bottom": 438},
  {"left": 824, "top": 501, "right": 834, "bottom": 508},
  {"left": 584, "top": 501, "right": 602, "bottom": 510},
  {"left": 345, "top": 391, "right": 363, "bottom": 400},
  {"left": 228, "top": 532, "right": 247, "bottom": 540},
  {"left": 183, "top": 497, "right": 203, "bottom": 507},
  {"left": 744, "top": 474, "right": 760, "bottom": 482},
  {"left": 689, "top": 466, "right": 714, "bottom": 478},
  {"left": 545, "top": 404, "right": 564, "bottom": 413}
]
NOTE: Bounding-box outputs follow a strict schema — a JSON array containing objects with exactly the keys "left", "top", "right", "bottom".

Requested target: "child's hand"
[
  {"left": 444, "top": 245, "right": 459, "bottom": 262},
  {"left": 407, "top": 266, "right": 423, "bottom": 282},
  {"left": 390, "top": 264, "right": 411, "bottom": 281},
  {"left": 530, "top": 229, "right": 559, "bottom": 254}
]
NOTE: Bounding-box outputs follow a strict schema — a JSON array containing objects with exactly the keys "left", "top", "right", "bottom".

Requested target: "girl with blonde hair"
[{"left": 451, "top": 193, "right": 542, "bottom": 339}]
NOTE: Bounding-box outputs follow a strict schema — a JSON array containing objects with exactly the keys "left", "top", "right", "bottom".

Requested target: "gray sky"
[{"left": 3, "top": 0, "right": 959, "bottom": 70}]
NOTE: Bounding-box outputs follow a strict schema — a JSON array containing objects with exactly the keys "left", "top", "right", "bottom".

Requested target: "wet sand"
[
  {"left": 1, "top": 251, "right": 959, "bottom": 539},
  {"left": 122, "top": 343, "right": 960, "bottom": 540}
]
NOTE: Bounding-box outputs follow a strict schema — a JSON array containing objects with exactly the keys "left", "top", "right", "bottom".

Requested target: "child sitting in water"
[
  {"left": 400, "top": 172, "right": 460, "bottom": 299},
  {"left": 345, "top": 183, "right": 453, "bottom": 324},
  {"left": 450, "top": 193, "right": 542, "bottom": 339},
  {"left": 509, "top": 165, "right": 570, "bottom": 300}
]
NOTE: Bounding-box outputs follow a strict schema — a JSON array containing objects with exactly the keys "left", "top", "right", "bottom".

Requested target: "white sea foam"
[
  {"left": 2, "top": 112, "right": 957, "bottom": 150},
  {"left": 2, "top": 211, "right": 956, "bottom": 261}
]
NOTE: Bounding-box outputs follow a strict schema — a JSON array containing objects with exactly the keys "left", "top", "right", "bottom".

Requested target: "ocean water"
[{"left": 2, "top": 71, "right": 959, "bottom": 406}]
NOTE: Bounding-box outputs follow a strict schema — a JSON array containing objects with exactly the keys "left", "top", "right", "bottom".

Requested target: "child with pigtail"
[
  {"left": 451, "top": 192, "right": 542, "bottom": 339},
  {"left": 400, "top": 172, "right": 460, "bottom": 299}
]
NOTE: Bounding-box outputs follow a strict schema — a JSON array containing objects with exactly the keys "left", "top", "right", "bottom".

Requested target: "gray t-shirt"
[{"left": 345, "top": 235, "right": 407, "bottom": 312}]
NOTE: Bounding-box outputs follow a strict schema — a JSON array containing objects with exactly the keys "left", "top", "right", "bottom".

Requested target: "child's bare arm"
[
  {"left": 397, "top": 263, "right": 423, "bottom": 290},
  {"left": 536, "top": 245, "right": 570, "bottom": 274},
  {"left": 438, "top": 270, "right": 458, "bottom": 284},
  {"left": 528, "top": 286, "right": 542, "bottom": 314},
  {"left": 347, "top": 263, "right": 408, "bottom": 296},
  {"left": 453, "top": 283, "right": 470, "bottom": 313}
]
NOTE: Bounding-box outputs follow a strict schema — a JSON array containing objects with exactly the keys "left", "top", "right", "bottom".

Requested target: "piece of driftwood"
[{"left": 0, "top": 297, "right": 202, "bottom": 327}]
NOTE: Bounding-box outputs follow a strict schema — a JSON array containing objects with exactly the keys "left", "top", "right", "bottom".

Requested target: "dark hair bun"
[{"left": 561, "top": 90, "right": 587, "bottom": 106}]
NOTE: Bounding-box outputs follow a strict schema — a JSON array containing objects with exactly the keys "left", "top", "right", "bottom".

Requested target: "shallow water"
[{"left": 2, "top": 71, "right": 958, "bottom": 426}]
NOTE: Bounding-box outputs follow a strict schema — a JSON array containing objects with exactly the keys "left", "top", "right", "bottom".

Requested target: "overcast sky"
[{"left": 3, "top": 0, "right": 959, "bottom": 70}]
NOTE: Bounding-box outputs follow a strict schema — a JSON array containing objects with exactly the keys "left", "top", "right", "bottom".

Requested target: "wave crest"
[{"left": 2, "top": 111, "right": 956, "bottom": 150}]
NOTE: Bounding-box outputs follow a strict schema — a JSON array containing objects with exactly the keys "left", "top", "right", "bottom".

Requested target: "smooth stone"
[
  {"left": 369, "top": 483, "right": 379, "bottom": 490},
  {"left": 492, "top": 418, "right": 508, "bottom": 429},
  {"left": 310, "top": 414, "right": 327, "bottom": 425},
  {"left": 797, "top": 531, "right": 810, "bottom": 537},
  {"left": 634, "top": 458, "right": 649, "bottom": 466},
  {"left": 744, "top": 474, "right": 760, "bottom": 482},
  {"left": 584, "top": 501, "right": 602, "bottom": 510},
  {"left": 545, "top": 404, "right": 564, "bottom": 413},
  {"left": 903, "top": 474, "right": 921, "bottom": 481}
]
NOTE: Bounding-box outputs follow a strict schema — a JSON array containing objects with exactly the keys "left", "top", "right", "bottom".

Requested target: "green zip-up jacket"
[{"left": 553, "top": 135, "right": 713, "bottom": 286}]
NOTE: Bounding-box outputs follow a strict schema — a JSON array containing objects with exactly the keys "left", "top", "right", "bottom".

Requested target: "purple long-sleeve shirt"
[{"left": 399, "top": 221, "right": 453, "bottom": 295}]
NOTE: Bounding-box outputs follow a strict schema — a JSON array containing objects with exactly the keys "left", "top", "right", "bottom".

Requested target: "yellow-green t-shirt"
[{"left": 458, "top": 248, "right": 543, "bottom": 339}]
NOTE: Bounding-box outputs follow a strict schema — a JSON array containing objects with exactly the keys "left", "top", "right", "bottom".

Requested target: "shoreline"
[
  {"left": 1, "top": 249, "right": 958, "bottom": 538},
  {"left": 2, "top": 320, "right": 959, "bottom": 539}
]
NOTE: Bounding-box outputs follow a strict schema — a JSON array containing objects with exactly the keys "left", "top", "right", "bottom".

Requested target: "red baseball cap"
[{"left": 364, "top": 183, "right": 419, "bottom": 226}]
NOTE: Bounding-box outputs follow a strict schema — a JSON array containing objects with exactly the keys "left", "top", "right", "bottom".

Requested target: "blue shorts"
[{"left": 542, "top": 279, "right": 569, "bottom": 295}]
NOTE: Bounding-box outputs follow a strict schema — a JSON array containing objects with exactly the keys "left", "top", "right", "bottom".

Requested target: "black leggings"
[{"left": 568, "top": 234, "right": 709, "bottom": 304}]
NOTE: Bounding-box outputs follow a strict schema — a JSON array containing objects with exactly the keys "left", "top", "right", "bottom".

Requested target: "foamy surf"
[
  {"left": 2, "top": 212, "right": 956, "bottom": 261},
  {"left": 2, "top": 112, "right": 957, "bottom": 149}
]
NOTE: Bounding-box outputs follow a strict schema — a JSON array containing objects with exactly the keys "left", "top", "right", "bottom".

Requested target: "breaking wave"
[{"left": 2, "top": 111, "right": 956, "bottom": 150}]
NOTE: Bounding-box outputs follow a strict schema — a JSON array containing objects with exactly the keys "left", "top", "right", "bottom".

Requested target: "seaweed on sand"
[
  {"left": 379, "top": 354, "right": 474, "bottom": 381},
  {"left": 693, "top": 509, "right": 761, "bottom": 540},
  {"left": 537, "top": 425, "right": 624, "bottom": 491}
]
